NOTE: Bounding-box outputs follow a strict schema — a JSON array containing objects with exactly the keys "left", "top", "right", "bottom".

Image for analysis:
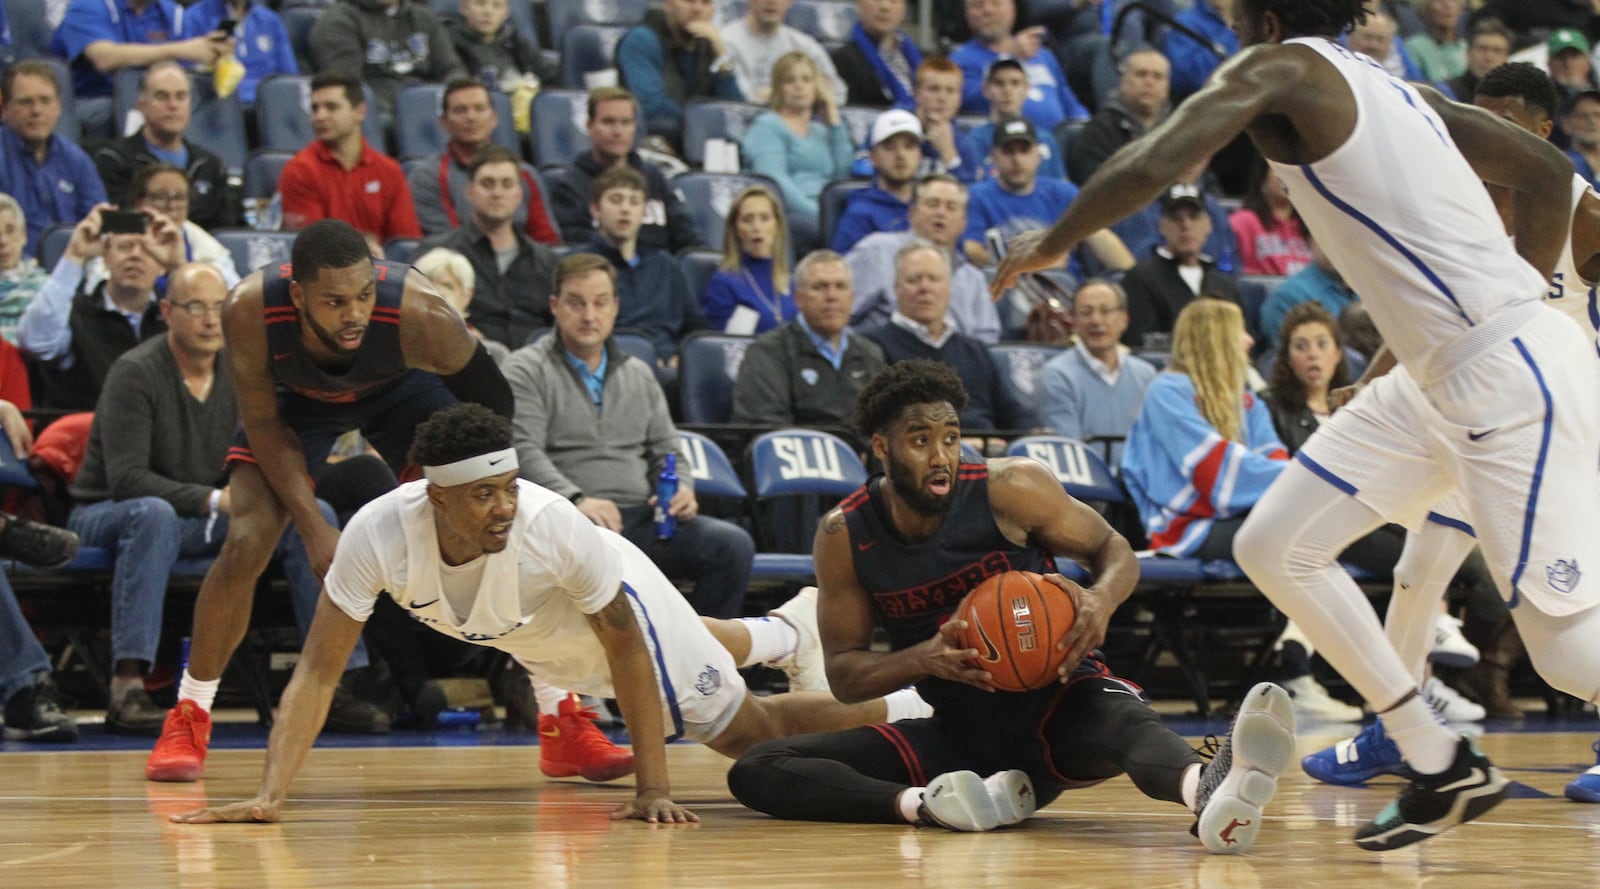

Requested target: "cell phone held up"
[{"left": 99, "top": 210, "right": 147, "bottom": 235}]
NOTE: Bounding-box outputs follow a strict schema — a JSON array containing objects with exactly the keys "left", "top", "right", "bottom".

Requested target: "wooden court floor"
[{"left": 4, "top": 729, "right": 1599, "bottom": 888}]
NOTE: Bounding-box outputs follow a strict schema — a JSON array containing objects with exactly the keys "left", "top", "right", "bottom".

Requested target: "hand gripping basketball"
[{"left": 954, "top": 571, "right": 1080, "bottom": 692}]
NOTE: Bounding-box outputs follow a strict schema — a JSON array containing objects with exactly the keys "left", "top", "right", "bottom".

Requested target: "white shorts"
[
  {"left": 1297, "top": 306, "right": 1600, "bottom": 616},
  {"left": 513, "top": 546, "right": 748, "bottom": 744}
]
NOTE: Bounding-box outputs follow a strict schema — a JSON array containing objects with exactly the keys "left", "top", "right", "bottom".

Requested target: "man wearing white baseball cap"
[{"left": 832, "top": 108, "right": 925, "bottom": 253}]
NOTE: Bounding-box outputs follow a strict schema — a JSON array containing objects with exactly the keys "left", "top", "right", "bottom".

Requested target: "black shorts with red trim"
[{"left": 225, "top": 370, "right": 456, "bottom": 476}]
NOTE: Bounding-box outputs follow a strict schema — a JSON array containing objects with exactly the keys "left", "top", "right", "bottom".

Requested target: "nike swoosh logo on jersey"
[
  {"left": 973, "top": 620, "right": 1001, "bottom": 663},
  {"left": 1467, "top": 428, "right": 1499, "bottom": 442},
  {"left": 409, "top": 599, "right": 440, "bottom": 608},
  {"left": 857, "top": 540, "right": 875, "bottom": 552}
]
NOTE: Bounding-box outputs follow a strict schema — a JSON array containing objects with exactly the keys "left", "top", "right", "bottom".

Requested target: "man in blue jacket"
[
  {"left": 616, "top": 0, "right": 742, "bottom": 153},
  {"left": 832, "top": 109, "right": 922, "bottom": 253}
]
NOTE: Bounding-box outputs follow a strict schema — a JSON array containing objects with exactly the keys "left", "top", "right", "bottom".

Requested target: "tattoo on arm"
[{"left": 586, "top": 591, "right": 635, "bottom": 633}]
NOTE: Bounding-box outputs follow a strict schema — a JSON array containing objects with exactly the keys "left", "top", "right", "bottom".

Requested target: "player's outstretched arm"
[
  {"left": 813, "top": 510, "right": 996, "bottom": 702},
  {"left": 992, "top": 44, "right": 1298, "bottom": 294},
  {"left": 586, "top": 591, "right": 698, "bottom": 825},
  {"left": 397, "top": 269, "right": 514, "bottom": 418},
  {"left": 988, "top": 457, "right": 1139, "bottom": 678},
  {"left": 1422, "top": 85, "right": 1575, "bottom": 280},
  {"left": 171, "top": 591, "right": 365, "bottom": 824},
  {"left": 222, "top": 277, "right": 338, "bottom": 570}
]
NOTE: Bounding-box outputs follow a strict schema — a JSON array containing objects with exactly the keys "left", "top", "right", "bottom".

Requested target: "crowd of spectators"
[{"left": 0, "top": 0, "right": 1590, "bottom": 740}]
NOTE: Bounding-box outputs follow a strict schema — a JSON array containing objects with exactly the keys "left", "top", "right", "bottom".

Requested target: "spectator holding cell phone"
[{"left": 15, "top": 203, "right": 183, "bottom": 409}]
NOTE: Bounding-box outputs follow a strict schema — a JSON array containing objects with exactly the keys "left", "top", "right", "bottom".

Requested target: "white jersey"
[
  {"left": 1545, "top": 173, "right": 1600, "bottom": 348},
  {"left": 1270, "top": 38, "right": 1547, "bottom": 382},
  {"left": 325, "top": 479, "right": 746, "bottom": 736}
]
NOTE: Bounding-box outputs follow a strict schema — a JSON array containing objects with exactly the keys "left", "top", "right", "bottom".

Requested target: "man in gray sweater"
[
  {"left": 67, "top": 264, "right": 386, "bottom": 735},
  {"left": 503, "top": 254, "right": 754, "bottom": 620}
]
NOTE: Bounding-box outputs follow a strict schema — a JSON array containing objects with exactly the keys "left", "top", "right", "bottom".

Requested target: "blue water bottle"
[{"left": 655, "top": 454, "right": 678, "bottom": 540}]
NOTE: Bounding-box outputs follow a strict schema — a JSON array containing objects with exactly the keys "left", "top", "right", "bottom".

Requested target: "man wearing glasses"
[
  {"left": 92, "top": 61, "right": 243, "bottom": 231},
  {"left": 66, "top": 263, "right": 378, "bottom": 735}
]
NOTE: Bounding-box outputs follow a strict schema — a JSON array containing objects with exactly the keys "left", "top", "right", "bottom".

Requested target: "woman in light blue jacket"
[{"left": 741, "top": 51, "right": 853, "bottom": 251}]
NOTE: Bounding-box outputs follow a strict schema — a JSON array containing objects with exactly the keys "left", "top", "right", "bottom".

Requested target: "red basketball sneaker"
[
  {"left": 538, "top": 695, "right": 634, "bottom": 782},
  {"left": 146, "top": 700, "right": 212, "bottom": 782}
]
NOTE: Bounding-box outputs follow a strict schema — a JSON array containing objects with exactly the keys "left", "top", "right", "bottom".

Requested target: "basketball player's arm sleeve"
[
  {"left": 402, "top": 274, "right": 516, "bottom": 419},
  {"left": 441, "top": 342, "right": 515, "bottom": 420}
]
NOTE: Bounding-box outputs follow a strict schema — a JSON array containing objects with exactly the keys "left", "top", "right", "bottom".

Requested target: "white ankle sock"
[
  {"left": 738, "top": 616, "right": 800, "bottom": 667},
  {"left": 1381, "top": 694, "right": 1457, "bottom": 774},
  {"left": 533, "top": 679, "right": 570, "bottom": 717},
  {"left": 884, "top": 688, "right": 933, "bottom": 722},
  {"left": 1181, "top": 762, "right": 1201, "bottom": 811},
  {"left": 896, "top": 788, "right": 925, "bottom": 823},
  {"left": 178, "top": 671, "right": 220, "bottom": 712}
]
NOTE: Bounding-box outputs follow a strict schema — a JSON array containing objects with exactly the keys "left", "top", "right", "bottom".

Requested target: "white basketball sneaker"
[
  {"left": 919, "top": 769, "right": 1037, "bottom": 832},
  {"left": 768, "top": 587, "right": 829, "bottom": 693}
]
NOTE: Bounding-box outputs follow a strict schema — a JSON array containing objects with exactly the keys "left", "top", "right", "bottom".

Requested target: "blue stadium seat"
[
  {"left": 837, "top": 104, "right": 880, "bottom": 147},
  {"left": 36, "top": 224, "right": 73, "bottom": 268},
  {"left": 243, "top": 150, "right": 295, "bottom": 201},
  {"left": 677, "top": 430, "right": 748, "bottom": 499},
  {"left": 37, "top": 57, "right": 79, "bottom": 142},
  {"left": 216, "top": 229, "right": 296, "bottom": 275},
  {"left": 282, "top": 6, "right": 319, "bottom": 73},
  {"left": 988, "top": 342, "right": 1066, "bottom": 407},
  {"left": 678, "top": 331, "right": 753, "bottom": 425},
  {"left": 111, "top": 67, "right": 145, "bottom": 138},
  {"left": 676, "top": 250, "right": 723, "bottom": 307},
  {"left": 385, "top": 238, "right": 422, "bottom": 263},
  {"left": 1053, "top": 119, "right": 1087, "bottom": 167},
  {"left": 188, "top": 80, "right": 249, "bottom": 174},
  {"left": 559, "top": 25, "right": 630, "bottom": 90},
  {"left": 3, "top": 0, "right": 53, "bottom": 59},
  {"left": 255, "top": 76, "right": 386, "bottom": 153},
  {"left": 818, "top": 178, "right": 870, "bottom": 244},
  {"left": 670, "top": 172, "right": 773, "bottom": 249},
  {"left": 529, "top": 89, "right": 594, "bottom": 167},
  {"left": 547, "top": 0, "right": 647, "bottom": 39},
  {"left": 681, "top": 100, "right": 764, "bottom": 167},
  {"left": 787, "top": 1, "right": 857, "bottom": 43},
  {"left": 613, "top": 329, "right": 658, "bottom": 367},
  {"left": 1235, "top": 274, "right": 1283, "bottom": 342},
  {"left": 748, "top": 428, "right": 868, "bottom": 568},
  {"left": 393, "top": 83, "right": 522, "bottom": 160}
]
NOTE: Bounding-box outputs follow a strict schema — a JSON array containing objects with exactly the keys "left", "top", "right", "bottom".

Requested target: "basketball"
[{"left": 955, "top": 571, "right": 1077, "bottom": 692}]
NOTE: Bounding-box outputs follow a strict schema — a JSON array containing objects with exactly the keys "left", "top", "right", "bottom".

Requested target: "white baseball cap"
[{"left": 870, "top": 109, "right": 923, "bottom": 147}]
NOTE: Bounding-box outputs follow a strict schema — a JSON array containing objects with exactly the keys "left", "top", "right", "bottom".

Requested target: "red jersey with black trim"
[{"left": 262, "top": 259, "right": 410, "bottom": 403}]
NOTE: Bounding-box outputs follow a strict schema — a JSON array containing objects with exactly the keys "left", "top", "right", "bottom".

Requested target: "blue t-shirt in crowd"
[{"left": 52, "top": 0, "right": 183, "bottom": 98}]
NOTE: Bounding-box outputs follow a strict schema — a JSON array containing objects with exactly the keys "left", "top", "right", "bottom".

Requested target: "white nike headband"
[{"left": 422, "top": 448, "right": 519, "bottom": 487}]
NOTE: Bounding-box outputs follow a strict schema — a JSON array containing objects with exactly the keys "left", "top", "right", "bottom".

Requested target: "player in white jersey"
[
  {"left": 1303, "top": 62, "right": 1600, "bottom": 802},
  {"left": 173, "top": 404, "right": 933, "bottom": 825},
  {"left": 991, "top": 1, "right": 1594, "bottom": 850}
]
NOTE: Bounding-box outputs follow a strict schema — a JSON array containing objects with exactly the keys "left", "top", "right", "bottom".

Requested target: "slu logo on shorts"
[
  {"left": 694, "top": 665, "right": 722, "bottom": 696},
  {"left": 1548, "top": 559, "right": 1581, "bottom": 594}
]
